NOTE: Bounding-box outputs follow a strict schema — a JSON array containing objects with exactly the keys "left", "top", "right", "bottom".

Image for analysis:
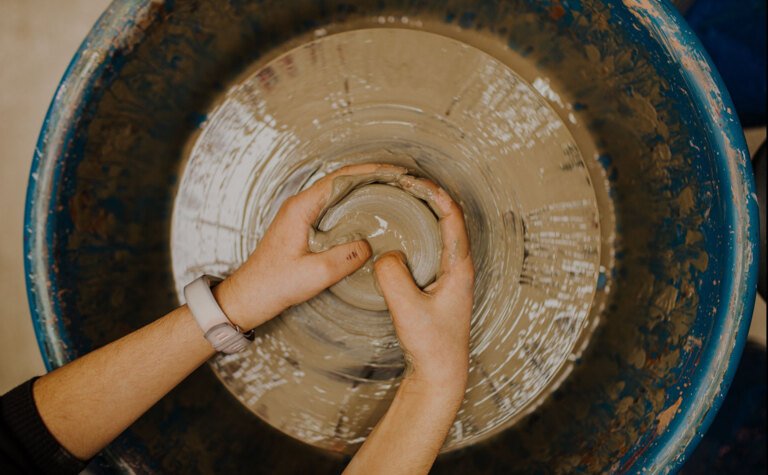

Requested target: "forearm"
[
  {"left": 344, "top": 377, "right": 464, "bottom": 475},
  {"left": 33, "top": 305, "right": 214, "bottom": 460}
]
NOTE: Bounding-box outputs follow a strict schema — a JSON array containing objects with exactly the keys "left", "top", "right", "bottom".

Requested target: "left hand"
[
  {"left": 373, "top": 176, "right": 474, "bottom": 396},
  {"left": 212, "top": 163, "right": 408, "bottom": 330}
]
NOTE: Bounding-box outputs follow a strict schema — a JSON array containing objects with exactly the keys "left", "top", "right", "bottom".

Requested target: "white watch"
[{"left": 183, "top": 275, "right": 254, "bottom": 354}]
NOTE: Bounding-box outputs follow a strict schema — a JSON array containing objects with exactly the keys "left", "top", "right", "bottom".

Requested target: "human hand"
[
  {"left": 342, "top": 179, "right": 473, "bottom": 475},
  {"left": 213, "top": 163, "right": 409, "bottom": 331},
  {"left": 373, "top": 177, "right": 474, "bottom": 400}
]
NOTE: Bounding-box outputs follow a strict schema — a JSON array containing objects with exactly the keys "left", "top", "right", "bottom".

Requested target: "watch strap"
[{"left": 183, "top": 275, "right": 254, "bottom": 354}]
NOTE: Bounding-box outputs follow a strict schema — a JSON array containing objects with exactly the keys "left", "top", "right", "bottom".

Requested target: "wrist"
[
  {"left": 405, "top": 355, "right": 469, "bottom": 395},
  {"left": 211, "top": 277, "right": 260, "bottom": 331},
  {"left": 400, "top": 371, "right": 467, "bottom": 408}
]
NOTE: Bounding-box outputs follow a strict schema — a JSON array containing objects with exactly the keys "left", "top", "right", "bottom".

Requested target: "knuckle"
[
  {"left": 348, "top": 240, "right": 370, "bottom": 260},
  {"left": 317, "top": 259, "right": 337, "bottom": 282},
  {"left": 420, "top": 177, "right": 440, "bottom": 192},
  {"left": 281, "top": 195, "right": 315, "bottom": 222},
  {"left": 326, "top": 165, "right": 354, "bottom": 180},
  {"left": 280, "top": 196, "right": 299, "bottom": 213},
  {"left": 438, "top": 187, "right": 458, "bottom": 205},
  {"left": 444, "top": 196, "right": 462, "bottom": 215},
  {"left": 436, "top": 192, "right": 461, "bottom": 218}
]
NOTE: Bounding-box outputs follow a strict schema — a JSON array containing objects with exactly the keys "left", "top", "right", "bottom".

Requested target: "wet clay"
[
  {"left": 308, "top": 172, "right": 442, "bottom": 311},
  {"left": 171, "top": 28, "right": 601, "bottom": 454}
]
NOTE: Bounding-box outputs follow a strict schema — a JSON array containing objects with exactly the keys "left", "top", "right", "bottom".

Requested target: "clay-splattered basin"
[{"left": 25, "top": 0, "right": 759, "bottom": 473}]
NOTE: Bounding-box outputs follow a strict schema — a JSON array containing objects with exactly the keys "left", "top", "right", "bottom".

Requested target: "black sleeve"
[{"left": 0, "top": 378, "right": 87, "bottom": 475}]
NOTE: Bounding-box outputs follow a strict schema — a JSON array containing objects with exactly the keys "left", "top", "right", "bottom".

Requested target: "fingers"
[
  {"left": 284, "top": 163, "right": 407, "bottom": 225},
  {"left": 398, "top": 176, "right": 470, "bottom": 271},
  {"left": 373, "top": 251, "right": 423, "bottom": 315},
  {"left": 309, "top": 240, "right": 372, "bottom": 287}
]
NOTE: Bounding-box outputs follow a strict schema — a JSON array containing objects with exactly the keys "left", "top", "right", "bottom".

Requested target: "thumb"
[
  {"left": 311, "top": 240, "right": 372, "bottom": 286},
  {"left": 374, "top": 251, "right": 423, "bottom": 314}
]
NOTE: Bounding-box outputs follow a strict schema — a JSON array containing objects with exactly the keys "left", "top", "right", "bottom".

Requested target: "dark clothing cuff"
[{"left": 1, "top": 378, "right": 87, "bottom": 474}]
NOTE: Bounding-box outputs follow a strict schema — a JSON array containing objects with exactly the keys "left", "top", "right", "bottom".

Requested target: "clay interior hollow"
[{"left": 309, "top": 170, "right": 443, "bottom": 311}]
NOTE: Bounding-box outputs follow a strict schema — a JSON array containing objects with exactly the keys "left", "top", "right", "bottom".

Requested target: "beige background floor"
[{"left": 0, "top": 0, "right": 764, "bottom": 394}]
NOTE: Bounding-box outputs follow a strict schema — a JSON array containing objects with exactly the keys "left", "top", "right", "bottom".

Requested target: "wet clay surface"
[
  {"left": 33, "top": 0, "right": 741, "bottom": 473},
  {"left": 309, "top": 172, "right": 442, "bottom": 311},
  {"left": 171, "top": 28, "right": 601, "bottom": 453}
]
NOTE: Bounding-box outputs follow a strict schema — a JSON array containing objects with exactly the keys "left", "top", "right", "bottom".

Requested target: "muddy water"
[{"left": 171, "top": 28, "right": 603, "bottom": 453}]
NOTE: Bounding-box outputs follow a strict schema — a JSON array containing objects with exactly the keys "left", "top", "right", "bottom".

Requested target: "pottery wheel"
[{"left": 171, "top": 28, "right": 601, "bottom": 453}]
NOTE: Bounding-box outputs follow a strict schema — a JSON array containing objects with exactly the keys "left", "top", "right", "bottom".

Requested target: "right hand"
[{"left": 373, "top": 178, "right": 474, "bottom": 398}]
